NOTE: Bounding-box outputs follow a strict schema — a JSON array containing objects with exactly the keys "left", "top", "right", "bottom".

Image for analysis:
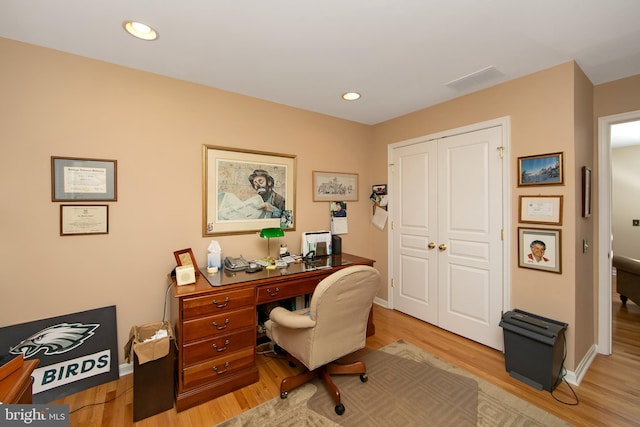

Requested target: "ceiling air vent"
[{"left": 445, "top": 66, "right": 504, "bottom": 92}]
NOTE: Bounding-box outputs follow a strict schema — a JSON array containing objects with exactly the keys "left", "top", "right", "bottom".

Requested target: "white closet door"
[{"left": 391, "top": 125, "right": 504, "bottom": 350}]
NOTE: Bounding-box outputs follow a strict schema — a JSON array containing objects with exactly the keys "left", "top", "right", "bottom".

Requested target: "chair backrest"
[{"left": 305, "top": 265, "right": 381, "bottom": 368}]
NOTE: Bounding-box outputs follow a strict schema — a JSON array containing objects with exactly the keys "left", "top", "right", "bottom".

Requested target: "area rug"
[{"left": 215, "top": 339, "right": 572, "bottom": 427}]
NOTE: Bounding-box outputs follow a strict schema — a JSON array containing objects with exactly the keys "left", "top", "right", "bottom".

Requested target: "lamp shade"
[{"left": 260, "top": 227, "right": 284, "bottom": 238}]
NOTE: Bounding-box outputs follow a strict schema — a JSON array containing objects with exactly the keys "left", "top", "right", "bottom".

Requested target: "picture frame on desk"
[
  {"left": 174, "top": 248, "right": 200, "bottom": 276},
  {"left": 203, "top": 145, "right": 296, "bottom": 236}
]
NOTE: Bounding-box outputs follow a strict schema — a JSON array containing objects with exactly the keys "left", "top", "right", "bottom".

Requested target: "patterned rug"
[{"left": 214, "top": 339, "right": 572, "bottom": 427}]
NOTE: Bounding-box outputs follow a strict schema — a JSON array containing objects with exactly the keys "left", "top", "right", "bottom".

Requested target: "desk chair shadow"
[{"left": 265, "top": 265, "right": 381, "bottom": 415}]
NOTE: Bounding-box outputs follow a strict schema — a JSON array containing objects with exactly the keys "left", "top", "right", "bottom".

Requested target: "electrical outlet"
[{"left": 633, "top": 219, "right": 639, "bottom": 227}]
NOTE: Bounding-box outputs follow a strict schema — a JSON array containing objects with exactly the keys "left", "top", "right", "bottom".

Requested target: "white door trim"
[
  {"left": 387, "top": 116, "right": 511, "bottom": 314},
  {"left": 597, "top": 109, "right": 640, "bottom": 355}
]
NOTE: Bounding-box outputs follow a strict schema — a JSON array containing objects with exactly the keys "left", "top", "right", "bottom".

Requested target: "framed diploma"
[
  {"left": 60, "top": 205, "right": 109, "bottom": 235},
  {"left": 52, "top": 157, "right": 117, "bottom": 201},
  {"left": 518, "top": 195, "right": 563, "bottom": 225}
]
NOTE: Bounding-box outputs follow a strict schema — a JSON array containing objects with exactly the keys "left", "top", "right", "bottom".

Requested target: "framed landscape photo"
[
  {"left": 203, "top": 145, "right": 296, "bottom": 236},
  {"left": 519, "top": 195, "right": 563, "bottom": 225},
  {"left": 52, "top": 156, "right": 117, "bottom": 201},
  {"left": 518, "top": 227, "right": 562, "bottom": 273},
  {"left": 518, "top": 152, "right": 564, "bottom": 186},
  {"left": 313, "top": 171, "right": 359, "bottom": 202}
]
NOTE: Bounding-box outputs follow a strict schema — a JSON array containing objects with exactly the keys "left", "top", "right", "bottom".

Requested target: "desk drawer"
[
  {"left": 183, "top": 307, "right": 255, "bottom": 342},
  {"left": 183, "top": 288, "right": 254, "bottom": 319},
  {"left": 183, "top": 347, "right": 255, "bottom": 388},
  {"left": 182, "top": 328, "right": 255, "bottom": 367},
  {"left": 256, "top": 276, "right": 324, "bottom": 304}
]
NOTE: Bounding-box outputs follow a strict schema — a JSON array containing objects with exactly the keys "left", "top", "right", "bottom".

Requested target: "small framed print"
[
  {"left": 518, "top": 152, "right": 563, "bottom": 186},
  {"left": 52, "top": 156, "right": 117, "bottom": 201},
  {"left": 582, "top": 166, "right": 592, "bottom": 218},
  {"left": 519, "top": 195, "right": 563, "bottom": 225},
  {"left": 518, "top": 227, "right": 562, "bottom": 274},
  {"left": 174, "top": 248, "right": 200, "bottom": 275},
  {"left": 60, "top": 205, "right": 109, "bottom": 236},
  {"left": 312, "top": 171, "right": 359, "bottom": 202}
]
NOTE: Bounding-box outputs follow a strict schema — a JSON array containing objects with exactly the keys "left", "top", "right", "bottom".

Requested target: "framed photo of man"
[
  {"left": 518, "top": 227, "right": 562, "bottom": 273},
  {"left": 203, "top": 145, "right": 296, "bottom": 236}
]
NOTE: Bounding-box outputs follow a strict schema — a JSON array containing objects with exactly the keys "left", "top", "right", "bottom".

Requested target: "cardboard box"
[{"left": 125, "top": 321, "right": 174, "bottom": 365}]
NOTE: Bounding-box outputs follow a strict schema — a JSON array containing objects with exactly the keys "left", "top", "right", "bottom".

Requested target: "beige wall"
[
  {"left": 0, "top": 38, "right": 379, "bottom": 363},
  {"left": 572, "top": 64, "right": 595, "bottom": 364},
  {"left": 3, "top": 36, "right": 638, "bottom": 372}
]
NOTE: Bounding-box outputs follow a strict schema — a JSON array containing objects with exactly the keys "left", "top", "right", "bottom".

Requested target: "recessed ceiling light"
[
  {"left": 342, "top": 92, "right": 361, "bottom": 101},
  {"left": 123, "top": 21, "right": 158, "bottom": 41}
]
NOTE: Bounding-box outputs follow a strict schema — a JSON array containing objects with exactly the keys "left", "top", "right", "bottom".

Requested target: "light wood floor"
[{"left": 55, "top": 294, "right": 640, "bottom": 426}]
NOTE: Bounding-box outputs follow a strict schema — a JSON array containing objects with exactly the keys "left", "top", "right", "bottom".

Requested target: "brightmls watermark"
[{"left": 0, "top": 405, "right": 69, "bottom": 426}]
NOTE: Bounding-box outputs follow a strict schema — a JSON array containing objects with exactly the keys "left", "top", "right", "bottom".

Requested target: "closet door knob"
[
  {"left": 438, "top": 244, "right": 447, "bottom": 251},
  {"left": 428, "top": 242, "right": 436, "bottom": 249}
]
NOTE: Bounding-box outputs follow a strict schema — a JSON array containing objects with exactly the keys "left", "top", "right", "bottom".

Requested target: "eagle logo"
[{"left": 9, "top": 323, "right": 99, "bottom": 358}]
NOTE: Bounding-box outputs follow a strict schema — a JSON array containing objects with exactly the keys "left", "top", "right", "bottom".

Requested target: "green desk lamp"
[{"left": 260, "top": 227, "right": 284, "bottom": 264}]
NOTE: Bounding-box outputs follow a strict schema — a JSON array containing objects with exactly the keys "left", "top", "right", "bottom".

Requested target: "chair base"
[{"left": 279, "top": 353, "right": 368, "bottom": 415}]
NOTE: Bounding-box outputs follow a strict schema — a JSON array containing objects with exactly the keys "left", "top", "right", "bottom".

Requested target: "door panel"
[
  {"left": 392, "top": 142, "right": 438, "bottom": 324},
  {"left": 391, "top": 125, "right": 504, "bottom": 350},
  {"left": 437, "top": 127, "right": 503, "bottom": 350}
]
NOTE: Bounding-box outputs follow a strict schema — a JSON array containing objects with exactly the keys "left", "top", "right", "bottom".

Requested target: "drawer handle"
[
  {"left": 212, "top": 297, "right": 230, "bottom": 308},
  {"left": 212, "top": 319, "right": 230, "bottom": 330},
  {"left": 212, "top": 362, "right": 230, "bottom": 375},
  {"left": 266, "top": 287, "right": 280, "bottom": 297},
  {"left": 212, "top": 339, "right": 230, "bottom": 352}
]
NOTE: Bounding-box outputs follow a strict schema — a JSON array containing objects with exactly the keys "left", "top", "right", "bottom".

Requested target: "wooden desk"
[
  {"left": 170, "top": 253, "right": 375, "bottom": 412},
  {"left": 0, "top": 359, "right": 39, "bottom": 404}
]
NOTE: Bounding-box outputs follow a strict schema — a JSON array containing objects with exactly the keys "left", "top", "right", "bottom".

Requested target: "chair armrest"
[{"left": 269, "top": 307, "right": 316, "bottom": 329}]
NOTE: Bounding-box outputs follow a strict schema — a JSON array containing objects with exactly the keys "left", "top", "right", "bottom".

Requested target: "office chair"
[{"left": 265, "top": 265, "right": 381, "bottom": 415}]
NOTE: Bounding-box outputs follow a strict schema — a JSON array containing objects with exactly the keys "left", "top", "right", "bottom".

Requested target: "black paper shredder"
[{"left": 499, "top": 309, "right": 568, "bottom": 392}]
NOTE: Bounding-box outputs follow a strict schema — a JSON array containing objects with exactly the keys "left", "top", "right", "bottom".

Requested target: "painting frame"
[
  {"left": 312, "top": 171, "right": 359, "bottom": 202},
  {"left": 203, "top": 145, "right": 296, "bottom": 236},
  {"left": 173, "top": 248, "right": 200, "bottom": 275},
  {"left": 518, "top": 227, "right": 562, "bottom": 274},
  {"left": 582, "top": 166, "right": 592, "bottom": 218},
  {"left": 518, "top": 195, "right": 563, "bottom": 225},
  {"left": 51, "top": 156, "right": 118, "bottom": 201},
  {"left": 517, "top": 152, "right": 564, "bottom": 186}
]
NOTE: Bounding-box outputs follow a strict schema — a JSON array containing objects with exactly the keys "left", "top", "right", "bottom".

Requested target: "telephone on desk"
[{"left": 224, "top": 256, "right": 249, "bottom": 271}]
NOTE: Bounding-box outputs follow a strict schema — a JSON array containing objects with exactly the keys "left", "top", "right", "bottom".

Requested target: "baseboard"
[
  {"left": 373, "top": 297, "right": 389, "bottom": 308},
  {"left": 119, "top": 362, "right": 133, "bottom": 377},
  {"left": 564, "top": 343, "right": 597, "bottom": 386}
]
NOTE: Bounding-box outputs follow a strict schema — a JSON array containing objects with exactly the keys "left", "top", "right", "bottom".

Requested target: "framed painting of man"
[{"left": 203, "top": 145, "right": 296, "bottom": 236}]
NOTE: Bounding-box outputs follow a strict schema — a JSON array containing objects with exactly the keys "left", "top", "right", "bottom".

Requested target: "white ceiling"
[{"left": 1, "top": 1, "right": 640, "bottom": 126}]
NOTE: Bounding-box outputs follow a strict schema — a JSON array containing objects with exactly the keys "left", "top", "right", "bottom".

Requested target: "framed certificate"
[
  {"left": 52, "top": 157, "right": 117, "bottom": 201},
  {"left": 518, "top": 195, "right": 563, "bottom": 225},
  {"left": 60, "top": 205, "right": 109, "bottom": 235}
]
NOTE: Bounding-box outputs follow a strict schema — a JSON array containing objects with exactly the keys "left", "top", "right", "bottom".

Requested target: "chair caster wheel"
[
  {"left": 335, "top": 403, "right": 345, "bottom": 415},
  {"left": 360, "top": 373, "right": 368, "bottom": 383},
  {"left": 280, "top": 391, "right": 288, "bottom": 399}
]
